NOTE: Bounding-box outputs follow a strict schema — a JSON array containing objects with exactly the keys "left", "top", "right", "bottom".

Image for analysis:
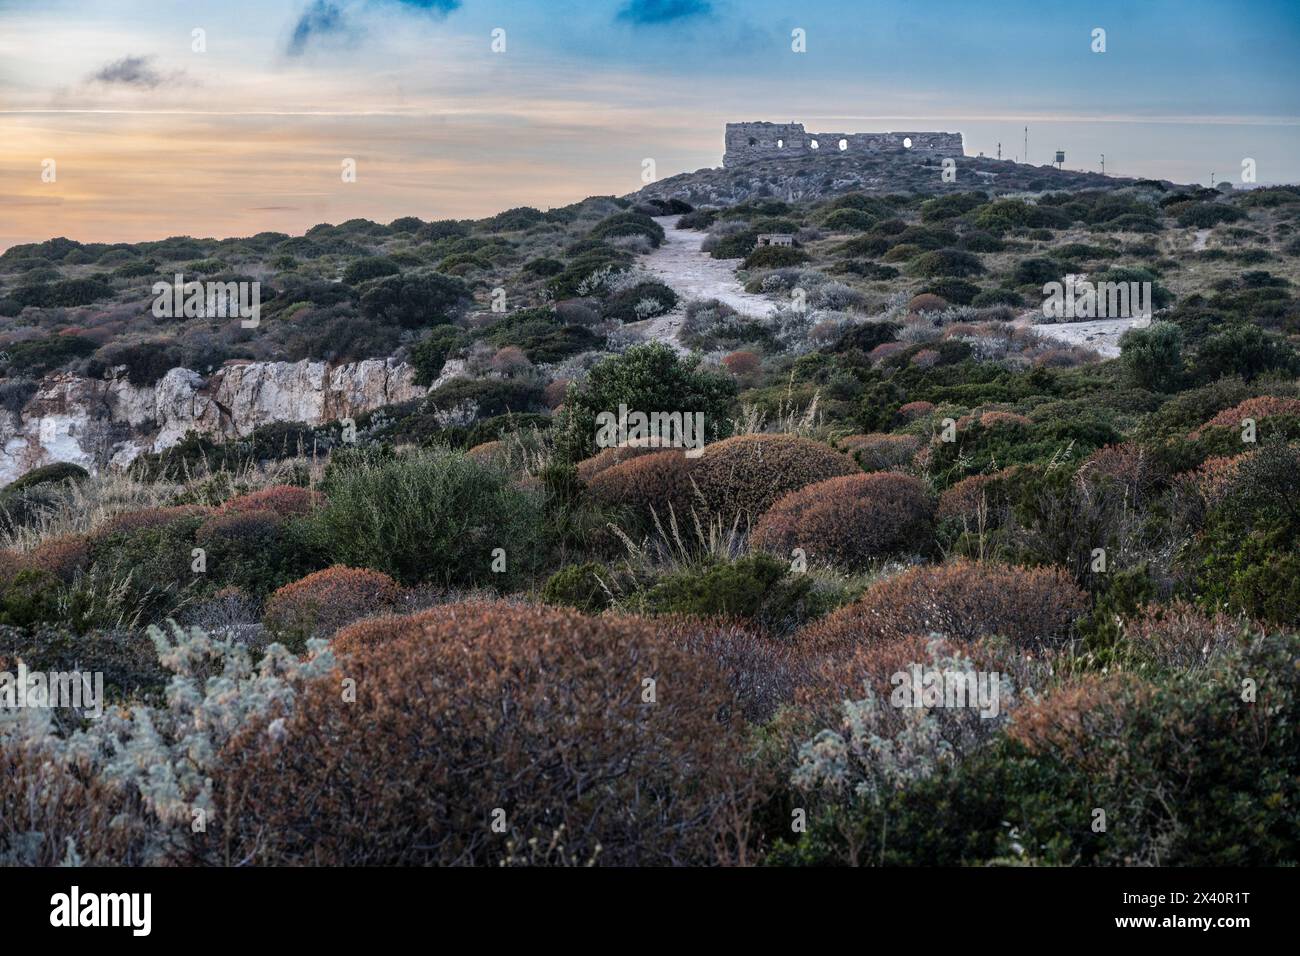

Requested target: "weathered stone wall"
[{"left": 723, "top": 122, "right": 963, "bottom": 166}]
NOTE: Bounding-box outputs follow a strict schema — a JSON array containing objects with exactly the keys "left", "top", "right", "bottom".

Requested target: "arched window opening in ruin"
[
  {"left": 749, "top": 137, "right": 757, "bottom": 146},
  {"left": 903, "top": 137, "right": 913, "bottom": 149},
  {"left": 777, "top": 139, "right": 784, "bottom": 148},
  {"left": 838, "top": 138, "right": 848, "bottom": 151},
  {"left": 810, "top": 139, "right": 819, "bottom": 149}
]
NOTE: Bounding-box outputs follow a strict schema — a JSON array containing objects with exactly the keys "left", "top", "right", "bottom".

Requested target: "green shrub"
[
  {"left": 589, "top": 211, "right": 665, "bottom": 247},
  {"left": 425, "top": 376, "right": 544, "bottom": 421},
  {"left": 908, "top": 249, "right": 984, "bottom": 278},
  {"left": 483, "top": 307, "right": 600, "bottom": 362},
  {"left": 522, "top": 257, "right": 564, "bottom": 277},
  {"left": 774, "top": 632, "right": 1300, "bottom": 866},
  {"left": 1013, "top": 257, "right": 1070, "bottom": 285},
  {"left": 10, "top": 277, "right": 113, "bottom": 308},
  {"left": 0, "top": 334, "right": 98, "bottom": 378},
  {"left": 920, "top": 278, "right": 980, "bottom": 305},
  {"left": 556, "top": 343, "right": 736, "bottom": 461},
  {"left": 541, "top": 562, "right": 614, "bottom": 613},
  {"left": 743, "top": 245, "right": 809, "bottom": 270},
  {"left": 359, "top": 272, "right": 469, "bottom": 328},
  {"left": 342, "top": 256, "right": 400, "bottom": 285},
  {"left": 971, "top": 287, "right": 1023, "bottom": 307},
  {"left": 601, "top": 280, "right": 678, "bottom": 321},
  {"left": 1120, "top": 321, "right": 1184, "bottom": 392},
  {"left": 194, "top": 510, "right": 326, "bottom": 599},
  {"left": 919, "top": 192, "right": 987, "bottom": 222},
  {"left": 409, "top": 325, "right": 465, "bottom": 386},
  {"left": 822, "top": 209, "right": 877, "bottom": 231},
  {"left": 1176, "top": 203, "right": 1246, "bottom": 228},
  {"left": 632, "top": 554, "right": 814, "bottom": 635},
  {"left": 1195, "top": 442, "right": 1300, "bottom": 627},
  {"left": 1190, "top": 323, "right": 1297, "bottom": 383},
  {"left": 321, "top": 447, "right": 543, "bottom": 587},
  {"left": 5, "top": 461, "right": 88, "bottom": 493}
]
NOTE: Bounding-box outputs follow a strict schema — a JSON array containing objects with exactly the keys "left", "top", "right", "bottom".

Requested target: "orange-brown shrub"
[
  {"left": 575, "top": 442, "right": 668, "bottom": 482},
  {"left": 1077, "top": 442, "right": 1152, "bottom": 492},
  {"left": 0, "top": 550, "right": 24, "bottom": 590},
  {"left": 584, "top": 449, "right": 699, "bottom": 525},
  {"left": 798, "top": 559, "right": 1088, "bottom": 651},
  {"left": 263, "top": 565, "right": 404, "bottom": 646},
  {"left": 91, "top": 504, "right": 211, "bottom": 542},
  {"left": 721, "top": 350, "right": 761, "bottom": 377},
  {"left": 0, "top": 739, "right": 152, "bottom": 866},
  {"left": 489, "top": 345, "right": 531, "bottom": 375},
  {"left": 466, "top": 440, "right": 504, "bottom": 464},
  {"left": 1033, "top": 347, "right": 1085, "bottom": 369},
  {"left": 196, "top": 508, "right": 284, "bottom": 546},
  {"left": 24, "top": 533, "right": 90, "bottom": 583},
  {"left": 908, "top": 293, "right": 948, "bottom": 314},
  {"left": 1189, "top": 396, "right": 1300, "bottom": 438},
  {"left": 654, "top": 616, "right": 805, "bottom": 723},
  {"left": 331, "top": 611, "right": 422, "bottom": 657},
  {"left": 869, "top": 342, "right": 905, "bottom": 363},
  {"left": 217, "top": 485, "right": 322, "bottom": 518},
  {"left": 1004, "top": 673, "right": 1154, "bottom": 767},
  {"left": 935, "top": 467, "right": 1018, "bottom": 522},
  {"left": 898, "top": 400, "right": 935, "bottom": 421},
  {"left": 911, "top": 349, "right": 940, "bottom": 368},
  {"left": 1192, "top": 451, "right": 1252, "bottom": 505},
  {"left": 543, "top": 377, "right": 570, "bottom": 409},
  {"left": 1122, "top": 599, "right": 1255, "bottom": 668},
  {"left": 209, "top": 602, "right": 752, "bottom": 866},
  {"left": 751, "top": 472, "right": 934, "bottom": 568},
  {"left": 837, "top": 432, "right": 922, "bottom": 470},
  {"left": 692, "top": 435, "right": 857, "bottom": 520},
  {"left": 975, "top": 410, "right": 1032, "bottom": 429}
]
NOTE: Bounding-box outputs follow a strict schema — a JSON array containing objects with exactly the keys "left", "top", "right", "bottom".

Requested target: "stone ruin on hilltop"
[{"left": 723, "top": 121, "right": 964, "bottom": 167}]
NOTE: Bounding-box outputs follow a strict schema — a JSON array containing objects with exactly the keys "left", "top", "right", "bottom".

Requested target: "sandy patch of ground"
[
  {"left": 627, "top": 215, "right": 776, "bottom": 351},
  {"left": 1019, "top": 314, "right": 1151, "bottom": 358}
]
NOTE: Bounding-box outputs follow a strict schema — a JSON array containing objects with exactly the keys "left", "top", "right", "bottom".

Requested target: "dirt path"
[
  {"left": 628, "top": 215, "right": 776, "bottom": 351},
  {"left": 1017, "top": 313, "right": 1150, "bottom": 358}
]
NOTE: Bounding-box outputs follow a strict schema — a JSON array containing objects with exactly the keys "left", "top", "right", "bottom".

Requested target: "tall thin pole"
[
  {"left": 1024, "top": 126, "right": 1028, "bottom": 166},
  {"left": 1100, "top": 153, "right": 1105, "bottom": 175},
  {"left": 996, "top": 142, "right": 1002, "bottom": 161}
]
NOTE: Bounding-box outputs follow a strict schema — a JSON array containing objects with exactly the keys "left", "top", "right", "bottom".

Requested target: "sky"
[{"left": 1, "top": 0, "right": 1298, "bottom": 250}]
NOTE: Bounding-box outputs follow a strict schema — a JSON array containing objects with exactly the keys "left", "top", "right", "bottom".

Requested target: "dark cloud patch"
[
  {"left": 286, "top": 0, "right": 460, "bottom": 56},
  {"left": 616, "top": 0, "right": 713, "bottom": 25},
  {"left": 287, "top": 1, "right": 352, "bottom": 56},
  {"left": 393, "top": 0, "right": 461, "bottom": 12},
  {"left": 88, "top": 55, "right": 166, "bottom": 89}
]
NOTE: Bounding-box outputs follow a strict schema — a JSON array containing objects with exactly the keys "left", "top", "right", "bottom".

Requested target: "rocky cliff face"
[{"left": 0, "top": 358, "right": 428, "bottom": 484}]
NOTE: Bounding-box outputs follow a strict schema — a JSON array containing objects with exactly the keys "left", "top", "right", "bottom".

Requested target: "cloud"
[
  {"left": 393, "top": 0, "right": 461, "bottom": 11},
  {"left": 287, "top": 1, "right": 352, "bottom": 56},
  {"left": 286, "top": 0, "right": 461, "bottom": 56},
  {"left": 88, "top": 55, "right": 168, "bottom": 89},
  {"left": 616, "top": 0, "right": 713, "bottom": 26}
]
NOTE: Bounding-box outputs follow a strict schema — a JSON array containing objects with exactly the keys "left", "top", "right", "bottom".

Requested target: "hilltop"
[{"left": 632, "top": 149, "right": 1176, "bottom": 208}]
